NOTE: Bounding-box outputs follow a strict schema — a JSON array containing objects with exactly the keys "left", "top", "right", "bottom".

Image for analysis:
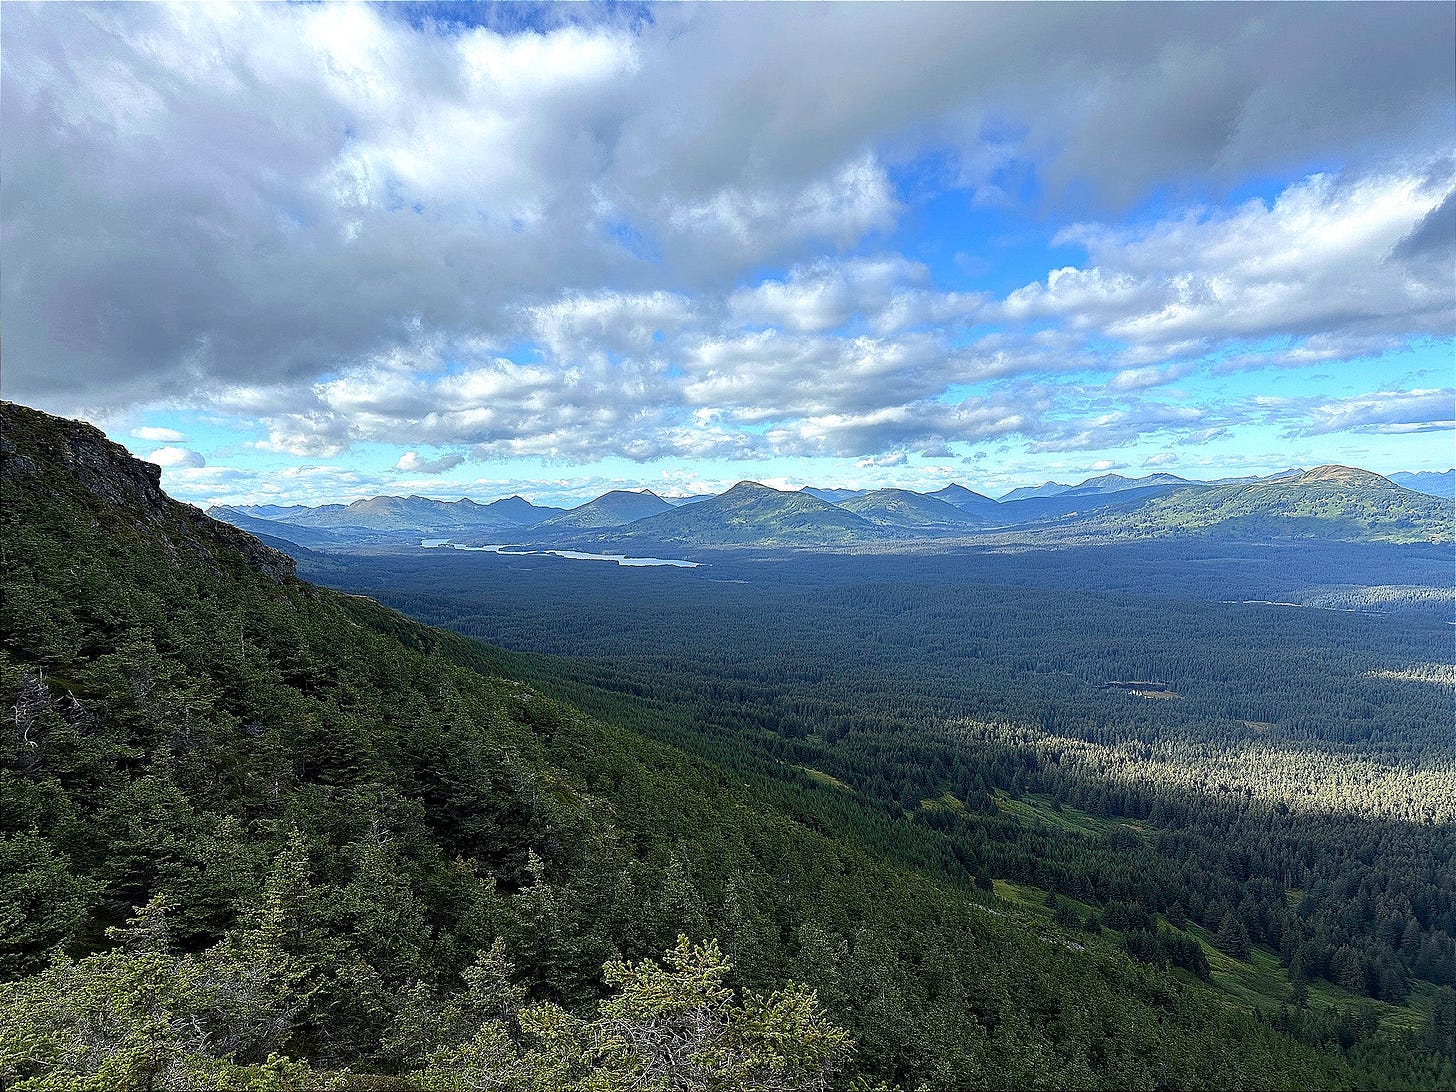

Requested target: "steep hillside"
[
  {"left": 1090, "top": 466, "right": 1454, "bottom": 543},
  {"left": 0, "top": 403, "right": 1390, "bottom": 1089},
  {"left": 612, "top": 481, "right": 889, "bottom": 546}
]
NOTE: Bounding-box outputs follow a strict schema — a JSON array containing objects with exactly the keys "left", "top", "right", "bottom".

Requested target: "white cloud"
[
  {"left": 856, "top": 452, "right": 909, "bottom": 469},
  {"left": 131, "top": 425, "right": 187, "bottom": 442},
  {"left": 147, "top": 445, "right": 205, "bottom": 469},
  {"left": 527, "top": 290, "right": 695, "bottom": 357},
  {"left": 729, "top": 257, "right": 923, "bottom": 334},
  {"left": 1008, "top": 166, "right": 1455, "bottom": 351},
  {"left": 681, "top": 330, "right": 956, "bottom": 423},
  {"left": 657, "top": 154, "right": 900, "bottom": 269},
  {"left": 4, "top": 3, "right": 1452, "bottom": 481},
  {"left": 1026, "top": 403, "right": 1211, "bottom": 454},
  {"left": 1109, "top": 363, "right": 1194, "bottom": 391},
  {"left": 1297, "top": 389, "right": 1455, "bottom": 437},
  {"left": 395, "top": 451, "right": 466, "bottom": 474}
]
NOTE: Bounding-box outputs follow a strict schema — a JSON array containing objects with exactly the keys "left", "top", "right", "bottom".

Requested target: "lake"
[{"left": 420, "top": 541, "right": 698, "bottom": 568}]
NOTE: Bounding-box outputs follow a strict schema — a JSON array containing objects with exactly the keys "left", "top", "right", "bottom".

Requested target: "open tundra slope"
[{"left": 0, "top": 399, "right": 1381, "bottom": 1089}]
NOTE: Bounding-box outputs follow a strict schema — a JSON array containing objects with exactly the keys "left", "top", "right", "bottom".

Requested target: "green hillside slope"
[
  {"left": 1092, "top": 467, "right": 1453, "bottom": 543},
  {"left": 0, "top": 402, "right": 1393, "bottom": 1089}
]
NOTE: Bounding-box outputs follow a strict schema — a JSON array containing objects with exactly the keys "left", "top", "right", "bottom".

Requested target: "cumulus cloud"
[
  {"left": 1212, "top": 334, "right": 1409, "bottom": 375},
  {"left": 147, "top": 446, "right": 205, "bottom": 469},
  {"left": 9, "top": 4, "right": 1453, "bottom": 411},
  {"left": 1005, "top": 165, "right": 1456, "bottom": 351},
  {"left": 3, "top": 4, "right": 896, "bottom": 419},
  {"left": 395, "top": 451, "right": 466, "bottom": 474},
  {"left": 763, "top": 394, "right": 1042, "bottom": 460},
  {"left": 616, "top": 4, "right": 1455, "bottom": 208},
  {"left": 729, "top": 257, "right": 924, "bottom": 334},
  {"left": 681, "top": 330, "right": 958, "bottom": 423},
  {"left": 528, "top": 291, "right": 695, "bottom": 357}
]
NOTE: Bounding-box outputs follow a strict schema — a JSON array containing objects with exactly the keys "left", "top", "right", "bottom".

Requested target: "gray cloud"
[
  {"left": 1027, "top": 403, "right": 1214, "bottom": 454},
  {"left": 1394, "top": 186, "right": 1456, "bottom": 262},
  {"left": 616, "top": 4, "right": 1455, "bottom": 209}
]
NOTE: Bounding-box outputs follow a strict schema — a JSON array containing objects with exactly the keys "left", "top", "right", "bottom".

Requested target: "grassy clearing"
[
  {"left": 993, "top": 791, "right": 1148, "bottom": 841},
  {"left": 796, "top": 765, "right": 853, "bottom": 791},
  {"left": 1182, "top": 921, "right": 1427, "bottom": 1037},
  {"left": 918, "top": 790, "right": 967, "bottom": 813}
]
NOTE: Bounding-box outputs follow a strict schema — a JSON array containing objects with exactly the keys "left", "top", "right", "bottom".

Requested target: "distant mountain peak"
[
  {"left": 533, "top": 487, "right": 675, "bottom": 532},
  {"left": 724, "top": 480, "right": 778, "bottom": 495},
  {"left": 1000, "top": 480, "right": 1072, "bottom": 502}
]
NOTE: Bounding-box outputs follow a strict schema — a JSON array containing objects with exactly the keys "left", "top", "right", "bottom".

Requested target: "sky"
[{"left": 3, "top": 1, "right": 1453, "bottom": 508}]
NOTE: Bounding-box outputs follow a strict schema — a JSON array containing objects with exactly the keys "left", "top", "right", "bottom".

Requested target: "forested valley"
[
  {"left": 2, "top": 401, "right": 1452, "bottom": 1089},
  {"left": 323, "top": 538, "right": 1456, "bottom": 1088}
]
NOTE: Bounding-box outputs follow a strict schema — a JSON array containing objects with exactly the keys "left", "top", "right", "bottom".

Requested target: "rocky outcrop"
[{"left": 1, "top": 401, "right": 295, "bottom": 583}]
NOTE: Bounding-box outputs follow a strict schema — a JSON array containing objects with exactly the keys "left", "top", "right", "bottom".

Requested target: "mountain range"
[
  {"left": 1390, "top": 469, "right": 1456, "bottom": 499},
  {"left": 207, "top": 465, "right": 1453, "bottom": 550}
]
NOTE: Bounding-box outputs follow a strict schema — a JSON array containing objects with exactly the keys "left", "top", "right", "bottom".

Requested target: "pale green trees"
[{"left": 424, "top": 936, "right": 852, "bottom": 1092}]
